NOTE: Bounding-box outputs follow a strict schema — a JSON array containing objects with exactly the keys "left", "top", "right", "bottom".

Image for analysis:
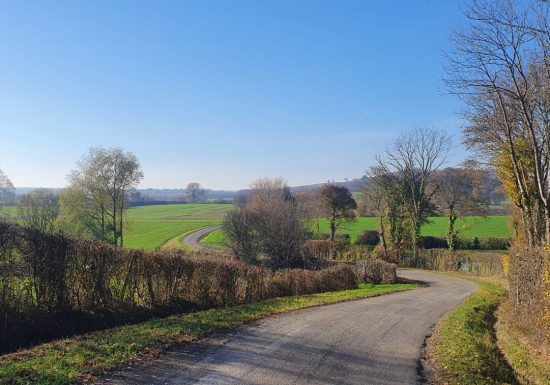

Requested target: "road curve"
[
  {"left": 100, "top": 270, "right": 476, "bottom": 385},
  {"left": 181, "top": 225, "right": 223, "bottom": 251}
]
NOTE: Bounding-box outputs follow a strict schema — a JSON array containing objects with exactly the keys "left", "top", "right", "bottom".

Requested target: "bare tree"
[
  {"left": 60, "top": 147, "right": 143, "bottom": 246},
  {"left": 433, "top": 166, "right": 489, "bottom": 250},
  {"left": 315, "top": 184, "right": 357, "bottom": 240},
  {"left": 445, "top": 0, "right": 550, "bottom": 245},
  {"left": 374, "top": 128, "right": 451, "bottom": 259},
  {"left": 223, "top": 178, "right": 309, "bottom": 268},
  {"left": 185, "top": 182, "right": 206, "bottom": 203},
  {"left": 0, "top": 169, "right": 15, "bottom": 220},
  {"left": 17, "top": 188, "right": 60, "bottom": 233},
  {"left": 223, "top": 208, "right": 262, "bottom": 265}
]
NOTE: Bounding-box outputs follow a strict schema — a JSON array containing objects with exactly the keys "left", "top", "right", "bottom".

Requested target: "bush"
[
  {"left": 410, "top": 248, "right": 505, "bottom": 276},
  {"left": 445, "top": 237, "right": 510, "bottom": 250},
  {"left": 419, "top": 235, "right": 448, "bottom": 249},
  {"left": 304, "top": 240, "right": 334, "bottom": 260},
  {"left": 353, "top": 259, "right": 397, "bottom": 284},
  {"left": 479, "top": 237, "right": 510, "bottom": 250},
  {"left": 355, "top": 230, "right": 380, "bottom": 246},
  {"left": 508, "top": 245, "right": 549, "bottom": 346}
]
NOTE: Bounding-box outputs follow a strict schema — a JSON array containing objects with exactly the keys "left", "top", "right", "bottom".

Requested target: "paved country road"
[
  {"left": 100, "top": 270, "right": 477, "bottom": 385},
  {"left": 180, "top": 225, "right": 222, "bottom": 251}
]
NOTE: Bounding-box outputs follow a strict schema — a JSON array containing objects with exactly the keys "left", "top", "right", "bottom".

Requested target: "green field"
[
  {"left": 201, "top": 228, "right": 228, "bottom": 248},
  {"left": 201, "top": 215, "right": 512, "bottom": 249},
  {"left": 4, "top": 203, "right": 511, "bottom": 251},
  {"left": 314, "top": 216, "right": 511, "bottom": 242},
  {"left": 124, "top": 204, "right": 232, "bottom": 250}
]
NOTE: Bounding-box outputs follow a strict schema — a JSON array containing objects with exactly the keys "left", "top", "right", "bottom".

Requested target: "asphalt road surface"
[
  {"left": 100, "top": 270, "right": 476, "bottom": 385},
  {"left": 180, "top": 225, "right": 222, "bottom": 251}
]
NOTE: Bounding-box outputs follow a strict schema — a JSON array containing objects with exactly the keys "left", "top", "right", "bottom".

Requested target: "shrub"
[
  {"left": 353, "top": 259, "right": 397, "bottom": 284},
  {"left": 410, "top": 248, "right": 505, "bottom": 276},
  {"left": 355, "top": 230, "right": 380, "bottom": 246},
  {"left": 479, "top": 237, "right": 510, "bottom": 250},
  {"left": 454, "top": 237, "right": 510, "bottom": 250},
  {"left": 508, "top": 245, "right": 549, "bottom": 346},
  {"left": 304, "top": 240, "right": 334, "bottom": 260},
  {"left": 419, "top": 235, "right": 448, "bottom": 249}
]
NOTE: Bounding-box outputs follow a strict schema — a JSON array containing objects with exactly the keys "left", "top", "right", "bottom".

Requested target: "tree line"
[
  {"left": 443, "top": 0, "right": 549, "bottom": 349},
  {"left": 222, "top": 128, "right": 494, "bottom": 268},
  {"left": 0, "top": 149, "right": 220, "bottom": 246},
  {"left": 0, "top": 147, "right": 144, "bottom": 246}
]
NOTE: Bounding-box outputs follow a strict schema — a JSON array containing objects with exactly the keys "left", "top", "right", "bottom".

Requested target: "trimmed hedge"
[
  {"left": 353, "top": 259, "right": 397, "bottom": 284},
  {"left": 0, "top": 222, "right": 358, "bottom": 353}
]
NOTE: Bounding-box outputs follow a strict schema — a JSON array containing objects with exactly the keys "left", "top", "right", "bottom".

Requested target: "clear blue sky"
[{"left": 0, "top": 0, "right": 468, "bottom": 190}]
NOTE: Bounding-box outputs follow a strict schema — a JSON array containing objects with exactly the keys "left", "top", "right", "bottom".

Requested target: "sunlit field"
[
  {"left": 202, "top": 215, "right": 512, "bottom": 248},
  {"left": 124, "top": 204, "right": 232, "bottom": 250}
]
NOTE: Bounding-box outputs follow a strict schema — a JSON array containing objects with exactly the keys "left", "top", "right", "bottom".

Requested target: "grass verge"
[
  {"left": 0, "top": 283, "right": 417, "bottom": 385},
  {"left": 200, "top": 228, "right": 226, "bottom": 249},
  {"left": 426, "top": 274, "right": 518, "bottom": 385},
  {"left": 496, "top": 304, "right": 550, "bottom": 385}
]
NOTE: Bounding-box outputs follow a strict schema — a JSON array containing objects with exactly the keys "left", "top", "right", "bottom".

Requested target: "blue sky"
[{"left": 0, "top": 0, "right": 468, "bottom": 190}]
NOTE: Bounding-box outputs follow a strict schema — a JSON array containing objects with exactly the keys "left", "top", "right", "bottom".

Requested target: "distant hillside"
[{"left": 13, "top": 171, "right": 505, "bottom": 206}]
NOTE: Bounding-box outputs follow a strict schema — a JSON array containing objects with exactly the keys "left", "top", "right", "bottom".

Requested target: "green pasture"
[
  {"left": 201, "top": 228, "right": 227, "bottom": 248},
  {"left": 124, "top": 204, "right": 231, "bottom": 250},
  {"left": 314, "top": 216, "right": 511, "bottom": 242},
  {"left": 202, "top": 215, "right": 512, "bottom": 249}
]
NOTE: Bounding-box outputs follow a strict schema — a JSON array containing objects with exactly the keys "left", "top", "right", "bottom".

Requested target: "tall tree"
[
  {"left": 362, "top": 171, "right": 406, "bottom": 259},
  {"left": 445, "top": 0, "right": 549, "bottom": 245},
  {"left": 17, "top": 188, "right": 60, "bottom": 233},
  {"left": 0, "top": 169, "right": 15, "bottom": 220},
  {"left": 315, "top": 184, "right": 357, "bottom": 241},
  {"left": 374, "top": 128, "right": 451, "bottom": 259},
  {"left": 433, "top": 166, "right": 489, "bottom": 250},
  {"left": 60, "top": 147, "right": 143, "bottom": 246},
  {"left": 185, "top": 182, "right": 206, "bottom": 203}
]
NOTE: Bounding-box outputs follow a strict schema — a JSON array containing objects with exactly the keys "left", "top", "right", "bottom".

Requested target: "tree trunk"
[
  {"left": 120, "top": 189, "right": 124, "bottom": 248},
  {"left": 329, "top": 220, "right": 336, "bottom": 241},
  {"left": 447, "top": 212, "right": 458, "bottom": 251},
  {"left": 379, "top": 215, "right": 388, "bottom": 259},
  {"left": 329, "top": 208, "right": 336, "bottom": 241}
]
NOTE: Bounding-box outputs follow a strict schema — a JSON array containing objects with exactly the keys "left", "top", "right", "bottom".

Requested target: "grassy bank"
[
  {"left": 0, "top": 283, "right": 417, "bottom": 385},
  {"left": 496, "top": 304, "right": 550, "bottom": 385},
  {"left": 427, "top": 275, "right": 517, "bottom": 385},
  {"left": 201, "top": 228, "right": 226, "bottom": 248}
]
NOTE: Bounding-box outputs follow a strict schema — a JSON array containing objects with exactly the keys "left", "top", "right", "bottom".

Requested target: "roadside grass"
[
  {"left": 0, "top": 283, "right": 417, "bottom": 385},
  {"left": 496, "top": 304, "right": 550, "bottom": 385},
  {"left": 200, "top": 228, "right": 226, "bottom": 248},
  {"left": 427, "top": 274, "right": 518, "bottom": 385}
]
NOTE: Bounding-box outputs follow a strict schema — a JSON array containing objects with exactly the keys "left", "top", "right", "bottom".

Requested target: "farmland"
[
  {"left": 124, "top": 204, "right": 232, "bottom": 250},
  {"left": 4, "top": 203, "right": 511, "bottom": 250},
  {"left": 202, "top": 215, "right": 512, "bottom": 249}
]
